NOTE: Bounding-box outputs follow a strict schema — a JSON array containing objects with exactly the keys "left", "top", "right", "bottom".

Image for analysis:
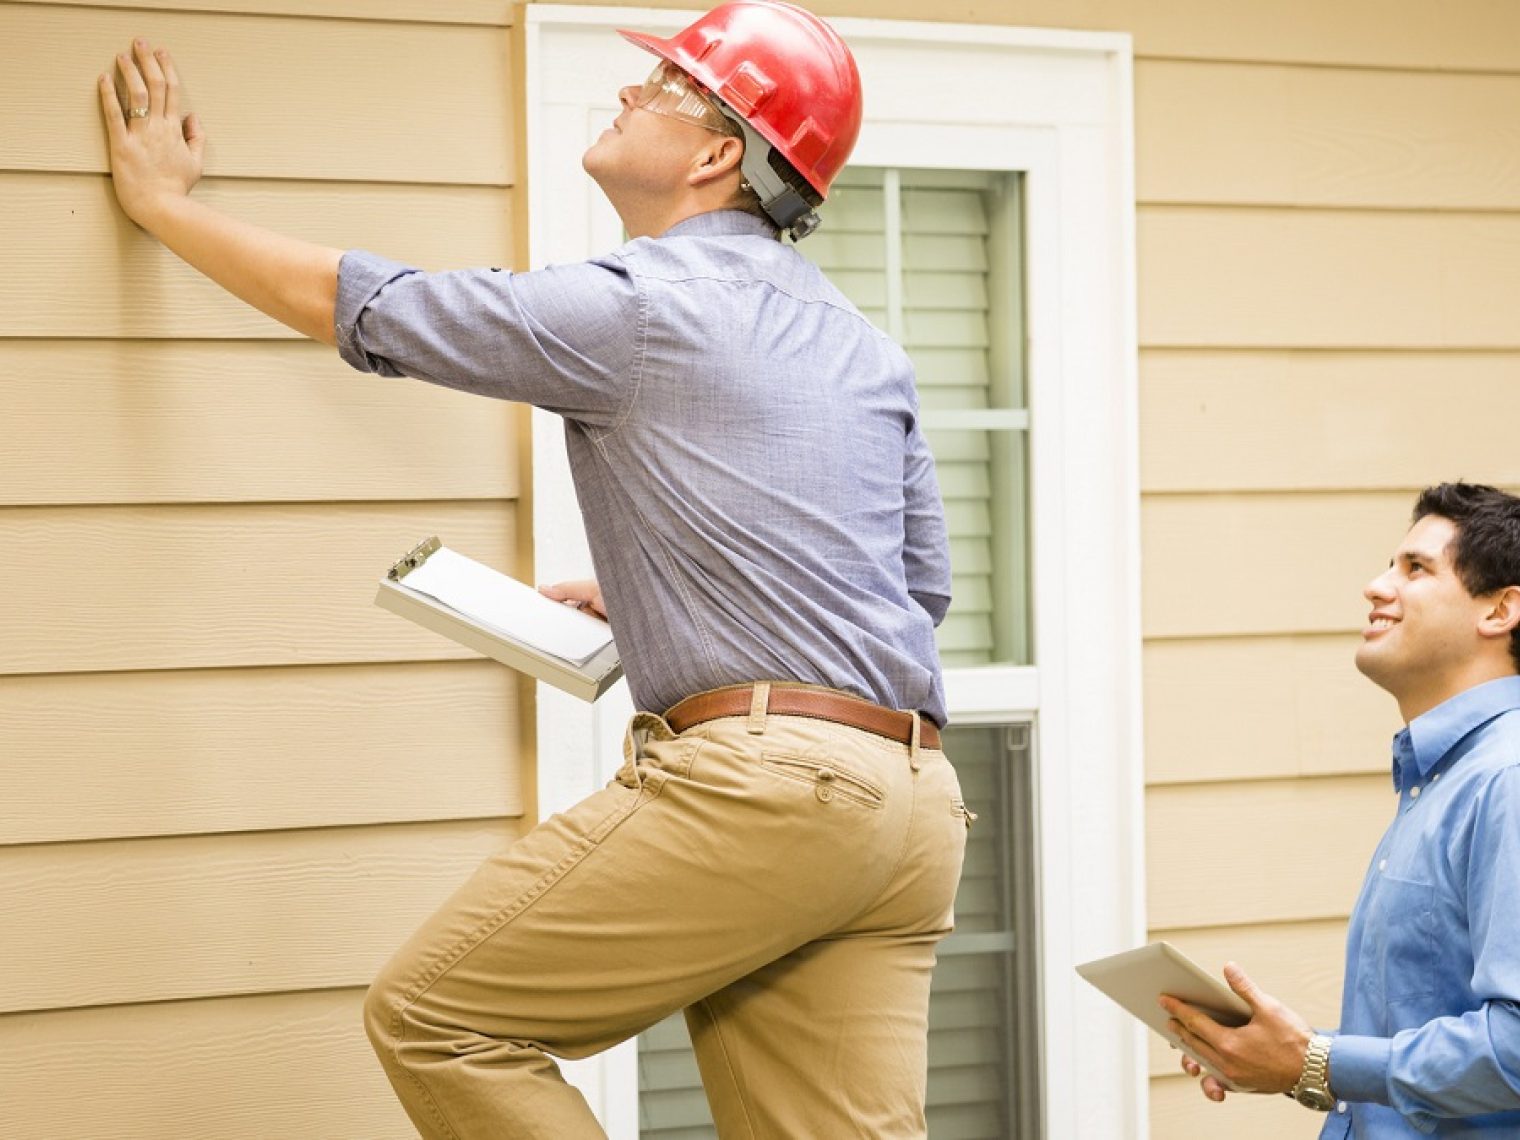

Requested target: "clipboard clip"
[{"left": 387, "top": 535, "right": 442, "bottom": 581}]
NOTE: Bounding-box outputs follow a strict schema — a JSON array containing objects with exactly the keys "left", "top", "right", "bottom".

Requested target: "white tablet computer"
[{"left": 1076, "top": 941, "right": 1255, "bottom": 1090}]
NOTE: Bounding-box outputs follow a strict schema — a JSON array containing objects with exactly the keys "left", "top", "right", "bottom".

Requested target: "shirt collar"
[
  {"left": 1395, "top": 674, "right": 1520, "bottom": 786},
  {"left": 659, "top": 209, "right": 780, "bottom": 241}
]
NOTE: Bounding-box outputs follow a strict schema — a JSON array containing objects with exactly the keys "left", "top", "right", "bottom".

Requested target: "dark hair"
[{"left": 1412, "top": 481, "right": 1520, "bottom": 670}]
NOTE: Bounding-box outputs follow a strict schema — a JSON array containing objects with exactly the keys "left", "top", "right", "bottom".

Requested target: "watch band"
[{"left": 1290, "top": 1034, "right": 1336, "bottom": 1112}]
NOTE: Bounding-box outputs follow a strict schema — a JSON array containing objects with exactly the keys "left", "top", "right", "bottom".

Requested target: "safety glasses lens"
[{"left": 635, "top": 62, "right": 730, "bottom": 133}]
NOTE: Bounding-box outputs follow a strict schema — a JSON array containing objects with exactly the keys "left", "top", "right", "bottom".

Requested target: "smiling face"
[{"left": 1355, "top": 514, "right": 1501, "bottom": 718}]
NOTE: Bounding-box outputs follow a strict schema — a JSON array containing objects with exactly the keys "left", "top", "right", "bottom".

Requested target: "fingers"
[
  {"left": 157, "top": 46, "right": 183, "bottom": 119},
  {"left": 133, "top": 38, "right": 168, "bottom": 116},
  {"left": 539, "top": 579, "right": 608, "bottom": 620},
  {"left": 1166, "top": 1014, "right": 1227, "bottom": 1073},
  {"left": 115, "top": 48, "right": 149, "bottom": 121},
  {"left": 183, "top": 112, "right": 206, "bottom": 162},
  {"left": 97, "top": 73, "right": 126, "bottom": 143},
  {"left": 1201, "top": 1075, "right": 1229, "bottom": 1103},
  {"left": 1223, "top": 962, "right": 1264, "bottom": 1012},
  {"left": 540, "top": 579, "right": 597, "bottom": 603}
]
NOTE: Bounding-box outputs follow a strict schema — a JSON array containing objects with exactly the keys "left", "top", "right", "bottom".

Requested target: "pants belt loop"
[
  {"left": 909, "top": 710, "right": 923, "bottom": 772},
  {"left": 747, "top": 682, "right": 771, "bottom": 735}
]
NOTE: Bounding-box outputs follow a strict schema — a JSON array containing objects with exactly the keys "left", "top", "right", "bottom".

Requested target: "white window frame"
[{"left": 524, "top": 9, "right": 1145, "bottom": 1137}]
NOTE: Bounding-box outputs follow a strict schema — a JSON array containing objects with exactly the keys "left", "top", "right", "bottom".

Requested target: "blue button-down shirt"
[
  {"left": 334, "top": 210, "right": 951, "bottom": 724},
  {"left": 1322, "top": 676, "right": 1520, "bottom": 1137}
]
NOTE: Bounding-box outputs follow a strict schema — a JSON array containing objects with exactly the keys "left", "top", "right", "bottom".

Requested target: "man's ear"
[
  {"left": 1480, "top": 585, "right": 1520, "bottom": 639},
  {"left": 689, "top": 134, "right": 744, "bottom": 188}
]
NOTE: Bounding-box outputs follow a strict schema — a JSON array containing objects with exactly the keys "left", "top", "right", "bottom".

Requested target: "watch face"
[{"left": 1295, "top": 1088, "right": 1336, "bottom": 1112}]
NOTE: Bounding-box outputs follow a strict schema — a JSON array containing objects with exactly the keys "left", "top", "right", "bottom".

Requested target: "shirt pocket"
[{"left": 1357, "top": 874, "right": 1439, "bottom": 1004}]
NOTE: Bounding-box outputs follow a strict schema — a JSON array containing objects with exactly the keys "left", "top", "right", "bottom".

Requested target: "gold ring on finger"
[{"left": 128, "top": 106, "right": 149, "bottom": 119}]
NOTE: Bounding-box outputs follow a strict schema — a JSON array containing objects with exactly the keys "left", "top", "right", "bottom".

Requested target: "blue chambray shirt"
[
  {"left": 1322, "top": 675, "right": 1520, "bottom": 1137},
  {"left": 334, "top": 210, "right": 951, "bottom": 725}
]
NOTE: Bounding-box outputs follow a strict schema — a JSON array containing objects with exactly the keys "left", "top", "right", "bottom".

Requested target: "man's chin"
[{"left": 1354, "top": 642, "right": 1397, "bottom": 689}]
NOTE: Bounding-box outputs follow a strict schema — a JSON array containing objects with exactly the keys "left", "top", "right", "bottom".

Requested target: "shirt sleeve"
[
  {"left": 902, "top": 412, "right": 952, "bottom": 627},
  {"left": 1329, "top": 766, "right": 1520, "bottom": 1128},
  {"left": 334, "top": 249, "right": 641, "bottom": 429}
]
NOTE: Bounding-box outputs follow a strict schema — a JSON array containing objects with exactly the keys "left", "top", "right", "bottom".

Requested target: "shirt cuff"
[
  {"left": 1329, "top": 1034, "right": 1394, "bottom": 1106},
  {"left": 334, "top": 249, "right": 418, "bottom": 375}
]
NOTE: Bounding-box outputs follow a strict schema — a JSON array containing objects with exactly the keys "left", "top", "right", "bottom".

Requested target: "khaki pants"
[{"left": 364, "top": 688, "right": 969, "bottom": 1139}]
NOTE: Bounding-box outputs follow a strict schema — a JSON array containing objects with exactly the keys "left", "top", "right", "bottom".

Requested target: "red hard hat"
[{"left": 618, "top": 0, "right": 863, "bottom": 200}]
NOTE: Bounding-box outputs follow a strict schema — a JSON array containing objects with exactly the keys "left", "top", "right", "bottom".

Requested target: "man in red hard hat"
[{"left": 99, "top": 4, "right": 964, "bottom": 1136}]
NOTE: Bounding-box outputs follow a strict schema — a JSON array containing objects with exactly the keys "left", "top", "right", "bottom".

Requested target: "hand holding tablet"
[{"left": 1076, "top": 941, "right": 1256, "bottom": 1091}]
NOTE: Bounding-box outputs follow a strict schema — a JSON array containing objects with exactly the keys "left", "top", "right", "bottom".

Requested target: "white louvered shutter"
[{"left": 636, "top": 168, "right": 1038, "bottom": 1138}]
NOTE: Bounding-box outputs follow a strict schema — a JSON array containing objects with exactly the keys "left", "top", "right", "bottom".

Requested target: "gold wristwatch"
[{"left": 1290, "top": 1034, "right": 1336, "bottom": 1111}]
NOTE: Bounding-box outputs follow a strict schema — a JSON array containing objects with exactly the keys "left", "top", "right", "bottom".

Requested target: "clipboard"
[
  {"left": 1076, "top": 940, "right": 1255, "bottom": 1091},
  {"left": 374, "top": 537, "right": 624, "bottom": 702}
]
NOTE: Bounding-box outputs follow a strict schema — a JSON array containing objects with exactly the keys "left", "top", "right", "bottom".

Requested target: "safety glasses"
[{"left": 634, "top": 61, "right": 736, "bottom": 135}]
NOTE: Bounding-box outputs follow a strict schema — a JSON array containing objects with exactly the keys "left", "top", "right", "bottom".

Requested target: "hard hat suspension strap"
[{"left": 726, "top": 113, "right": 821, "bottom": 241}]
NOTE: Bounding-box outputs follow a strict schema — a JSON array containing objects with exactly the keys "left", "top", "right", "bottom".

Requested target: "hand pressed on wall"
[{"left": 98, "top": 38, "right": 204, "bottom": 227}]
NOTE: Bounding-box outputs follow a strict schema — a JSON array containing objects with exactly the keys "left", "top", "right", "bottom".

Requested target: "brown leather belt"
[{"left": 665, "top": 684, "right": 941, "bottom": 750}]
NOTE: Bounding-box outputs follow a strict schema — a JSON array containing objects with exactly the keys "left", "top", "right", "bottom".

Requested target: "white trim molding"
[{"left": 525, "top": 9, "right": 1144, "bottom": 1137}]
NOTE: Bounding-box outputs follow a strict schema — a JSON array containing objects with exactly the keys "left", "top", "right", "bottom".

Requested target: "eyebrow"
[{"left": 1397, "top": 547, "right": 1446, "bottom": 566}]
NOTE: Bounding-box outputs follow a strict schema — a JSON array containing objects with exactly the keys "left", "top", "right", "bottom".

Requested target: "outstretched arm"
[{"left": 99, "top": 39, "right": 343, "bottom": 345}]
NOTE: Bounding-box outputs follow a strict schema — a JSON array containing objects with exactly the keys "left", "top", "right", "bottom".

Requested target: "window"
[
  {"left": 810, "top": 167, "right": 1030, "bottom": 667},
  {"left": 527, "top": 11, "right": 1142, "bottom": 1137}
]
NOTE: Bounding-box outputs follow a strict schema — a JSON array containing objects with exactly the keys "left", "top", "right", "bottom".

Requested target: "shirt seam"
[
  {"left": 624, "top": 266, "right": 892, "bottom": 339},
  {"left": 588, "top": 253, "right": 648, "bottom": 442}
]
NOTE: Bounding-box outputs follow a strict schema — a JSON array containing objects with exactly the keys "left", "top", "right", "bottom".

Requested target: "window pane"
[{"left": 809, "top": 168, "right": 1031, "bottom": 667}]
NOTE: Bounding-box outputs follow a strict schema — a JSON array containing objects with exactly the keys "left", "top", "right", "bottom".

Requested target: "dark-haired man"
[{"left": 1163, "top": 482, "right": 1520, "bottom": 1135}]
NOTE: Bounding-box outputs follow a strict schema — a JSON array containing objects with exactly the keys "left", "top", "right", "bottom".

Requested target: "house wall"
[
  {"left": 8, "top": 0, "right": 1520, "bottom": 1136},
  {"left": 0, "top": 2, "right": 530, "bottom": 1136}
]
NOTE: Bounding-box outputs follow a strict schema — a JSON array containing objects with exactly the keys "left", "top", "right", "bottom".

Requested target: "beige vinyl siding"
[
  {"left": 2, "top": 3, "right": 524, "bottom": 1136},
  {"left": 0, "top": 989, "right": 418, "bottom": 1139},
  {"left": 1121, "top": 17, "right": 1520, "bottom": 1135},
  {"left": 544, "top": 0, "right": 1520, "bottom": 72}
]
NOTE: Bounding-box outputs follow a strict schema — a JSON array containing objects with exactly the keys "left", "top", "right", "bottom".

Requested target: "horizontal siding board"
[
  {"left": 1141, "top": 350, "right": 1520, "bottom": 493},
  {"left": 1144, "top": 635, "right": 1399, "bottom": 784},
  {"left": 1, "top": 4, "right": 513, "bottom": 183},
  {"left": 1144, "top": 919, "right": 1347, "bottom": 1076},
  {"left": 0, "top": 988, "right": 414, "bottom": 1139},
  {"left": 1, "top": 661, "right": 522, "bottom": 845},
  {"left": 0, "top": 818, "right": 518, "bottom": 1013},
  {"left": 0, "top": 340, "right": 519, "bottom": 504},
  {"left": 1139, "top": 208, "right": 1520, "bottom": 348},
  {"left": 1146, "top": 775, "right": 1390, "bottom": 929},
  {"left": 0, "top": 501, "right": 518, "bottom": 675},
  {"left": 22, "top": 0, "right": 510, "bottom": 21},
  {"left": 1150, "top": 1073, "right": 1322, "bottom": 1138},
  {"left": 0, "top": 173, "right": 513, "bottom": 338},
  {"left": 1141, "top": 492, "right": 1411, "bottom": 638},
  {"left": 1138, "top": 62, "right": 1520, "bottom": 209},
  {"left": 549, "top": 0, "right": 1520, "bottom": 71}
]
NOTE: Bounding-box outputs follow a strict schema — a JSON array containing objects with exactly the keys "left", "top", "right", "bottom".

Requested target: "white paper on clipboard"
[
  {"left": 401, "top": 547, "right": 611, "bottom": 665},
  {"left": 374, "top": 537, "right": 623, "bottom": 702}
]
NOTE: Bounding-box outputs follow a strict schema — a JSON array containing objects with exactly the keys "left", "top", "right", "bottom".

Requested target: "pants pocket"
[
  {"left": 760, "top": 752, "right": 886, "bottom": 809},
  {"left": 951, "top": 795, "right": 978, "bottom": 831}
]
